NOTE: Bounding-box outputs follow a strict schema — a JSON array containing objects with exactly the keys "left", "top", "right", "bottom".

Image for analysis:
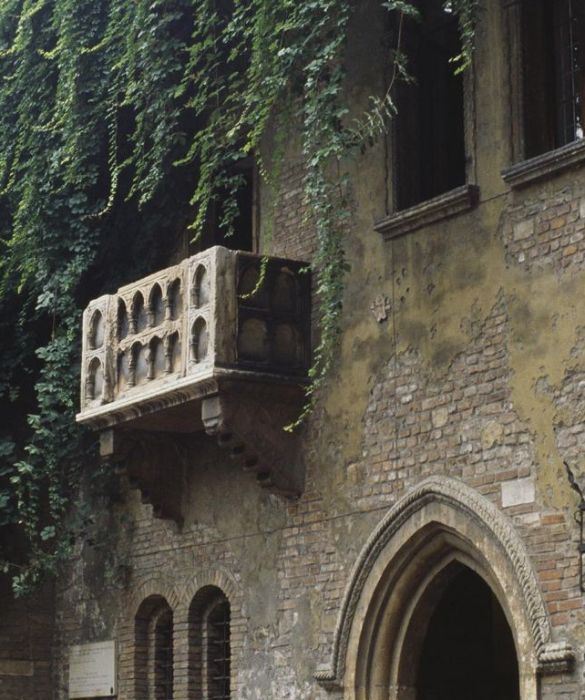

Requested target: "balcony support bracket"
[{"left": 201, "top": 385, "right": 303, "bottom": 499}]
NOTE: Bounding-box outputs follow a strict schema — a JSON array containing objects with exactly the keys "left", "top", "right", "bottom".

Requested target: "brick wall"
[{"left": 0, "top": 576, "right": 54, "bottom": 700}]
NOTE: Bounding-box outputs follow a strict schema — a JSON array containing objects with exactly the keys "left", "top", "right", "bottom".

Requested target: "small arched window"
[
  {"left": 189, "top": 587, "right": 231, "bottom": 700},
  {"left": 166, "top": 332, "right": 181, "bottom": 374},
  {"left": 149, "top": 284, "right": 165, "bottom": 327},
  {"left": 192, "top": 265, "right": 210, "bottom": 308},
  {"left": 118, "top": 299, "right": 129, "bottom": 340},
  {"left": 168, "top": 279, "right": 182, "bottom": 321},
  {"left": 132, "top": 292, "right": 148, "bottom": 334},
  {"left": 205, "top": 597, "right": 230, "bottom": 699},
  {"left": 191, "top": 317, "right": 209, "bottom": 363},
  {"left": 88, "top": 309, "right": 105, "bottom": 350},
  {"left": 135, "top": 595, "right": 174, "bottom": 700},
  {"left": 132, "top": 342, "right": 148, "bottom": 385},
  {"left": 86, "top": 357, "right": 104, "bottom": 401},
  {"left": 148, "top": 336, "right": 165, "bottom": 380}
]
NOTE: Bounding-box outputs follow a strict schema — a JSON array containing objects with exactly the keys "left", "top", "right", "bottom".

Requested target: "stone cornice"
[
  {"left": 75, "top": 367, "right": 307, "bottom": 431},
  {"left": 502, "top": 139, "right": 585, "bottom": 188},
  {"left": 374, "top": 184, "right": 479, "bottom": 240}
]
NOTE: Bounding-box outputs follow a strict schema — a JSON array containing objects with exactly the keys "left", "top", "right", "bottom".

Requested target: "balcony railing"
[{"left": 78, "top": 246, "right": 310, "bottom": 428}]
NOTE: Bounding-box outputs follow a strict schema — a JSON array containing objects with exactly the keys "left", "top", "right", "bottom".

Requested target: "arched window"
[
  {"left": 152, "top": 608, "right": 173, "bottom": 700},
  {"left": 191, "top": 317, "right": 209, "bottom": 363},
  {"left": 86, "top": 357, "right": 104, "bottom": 402},
  {"left": 132, "top": 292, "right": 148, "bottom": 334},
  {"left": 118, "top": 298, "right": 129, "bottom": 340},
  {"left": 167, "top": 279, "right": 182, "bottom": 321},
  {"left": 88, "top": 309, "right": 105, "bottom": 350},
  {"left": 192, "top": 265, "right": 209, "bottom": 308},
  {"left": 135, "top": 596, "right": 174, "bottom": 700},
  {"left": 149, "top": 284, "right": 165, "bottom": 327},
  {"left": 189, "top": 586, "right": 231, "bottom": 700}
]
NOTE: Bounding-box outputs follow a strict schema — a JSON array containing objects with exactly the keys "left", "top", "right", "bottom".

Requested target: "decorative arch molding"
[
  {"left": 127, "top": 574, "right": 181, "bottom": 616},
  {"left": 314, "top": 475, "right": 574, "bottom": 692},
  {"left": 182, "top": 566, "right": 243, "bottom": 608}
]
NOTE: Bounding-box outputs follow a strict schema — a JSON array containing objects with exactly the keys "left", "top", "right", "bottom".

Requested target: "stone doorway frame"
[{"left": 315, "top": 476, "right": 574, "bottom": 700}]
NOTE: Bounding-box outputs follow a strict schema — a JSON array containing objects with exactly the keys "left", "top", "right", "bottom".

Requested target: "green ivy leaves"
[{"left": 0, "top": 0, "right": 477, "bottom": 593}]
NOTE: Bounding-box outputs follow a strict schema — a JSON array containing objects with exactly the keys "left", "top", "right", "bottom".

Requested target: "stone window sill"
[
  {"left": 374, "top": 184, "right": 479, "bottom": 240},
  {"left": 502, "top": 139, "right": 585, "bottom": 188}
]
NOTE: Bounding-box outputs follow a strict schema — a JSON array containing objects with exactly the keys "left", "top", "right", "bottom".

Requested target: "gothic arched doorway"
[
  {"left": 320, "top": 478, "right": 574, "bottom": 700},
  {"left": 414, "top": 565, "right": 519, "bottom": 700}
]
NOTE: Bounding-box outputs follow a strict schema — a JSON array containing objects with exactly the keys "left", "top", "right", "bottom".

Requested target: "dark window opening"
[
  {"left": 198, "top": 158, "right": 255, "bottom": 253},
  {"left": 396, "top": 0, "right": 466, "bottom": 210},
  {"left": 416, "top": 568, "right": 520, "bottom": 700},
  {"left": 188, "top": 587, "right": 232, "bottom": 700},
  {"left": 134, "top": 596, "right": 174, "bottom": 700},
  {"left": 522, "top": 0, "right": 585, "bottom": 158},
  {"left": 206, "top": 598, "right": 231, "bottom": 700},
  {"left": 154, "top": 609, "right": 174, "bottom": 700}
]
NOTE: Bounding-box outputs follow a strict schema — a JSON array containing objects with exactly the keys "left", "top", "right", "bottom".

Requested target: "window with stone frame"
[
  {"left": 394, "top": 0, "right": 467, "bottom": 211},
  {"left": 521, "top": 0, "right": 585, "bottom": 158},
  {"left": 189, "top": 586, "right": 231, "bottom": 700},
  {"left": 134, "top": 596, "right": 174, "bottom": 700}
]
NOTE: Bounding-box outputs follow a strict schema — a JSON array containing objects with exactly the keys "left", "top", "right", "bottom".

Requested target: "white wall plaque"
[
  {"left": 501, "top": 477, "right": 535, "bottom": 508},
  {"left": 69, "top": 641, "right": 116, "bottom": 699}
]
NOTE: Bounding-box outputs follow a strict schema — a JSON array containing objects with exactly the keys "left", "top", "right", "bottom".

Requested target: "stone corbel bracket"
[
  {"left": 96, "top": 373, "right": 306, "bottom": 516},
  {"left": 537, "top": 641, "right": 575, "bottom": 676},
  {"left": 201, "top": 382, "right": 304, "bottom": 498}
]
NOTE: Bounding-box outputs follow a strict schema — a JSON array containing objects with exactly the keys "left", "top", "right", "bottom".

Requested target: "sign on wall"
[{"left": 69, "top": 641, "right": 117, "bottom": 699}]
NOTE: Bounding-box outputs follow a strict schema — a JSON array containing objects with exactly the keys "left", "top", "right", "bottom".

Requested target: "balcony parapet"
[{"left": 77, "top": 246, "right": 311, "bottom": 501}]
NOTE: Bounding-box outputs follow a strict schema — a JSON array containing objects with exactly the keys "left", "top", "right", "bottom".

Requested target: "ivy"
[{"left": 0, "top": 0, "right": 478, "bottom": 593}]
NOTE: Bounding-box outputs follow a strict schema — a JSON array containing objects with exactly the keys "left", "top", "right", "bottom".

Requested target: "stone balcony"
[{"left": 77, "top": 246, "right": 311, "bottom": 501}]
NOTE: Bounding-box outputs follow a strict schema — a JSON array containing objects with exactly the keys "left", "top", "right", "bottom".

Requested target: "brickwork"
[
  {"left": 349, "top": 294, "right": 583, "bottom": 640},
  {"left": 504, "top": 183, "right": 585, "bottom": 272},
  {"left": 268, "top": 160, "right": 316, "bottom": 263},
  {"left": 0, "top": 577, "right": 54, "bottom": 700}
]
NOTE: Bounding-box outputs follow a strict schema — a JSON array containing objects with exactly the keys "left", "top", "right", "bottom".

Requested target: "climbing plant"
[{"left": 0, "top": 0, "right": 478, "bottom": 593}]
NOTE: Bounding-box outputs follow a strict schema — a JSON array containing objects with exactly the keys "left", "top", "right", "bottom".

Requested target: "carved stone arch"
[
  {"left": 148, "top": 283, "right": 164, "bottom": 327},
  {"left": 88, "top": 308, "right": 105, "bottom": 350},
  {"left": 315, "top": 476, "right": 574, "bottom": 699},
  {"left": 130, "top": 291, "right": 147, "bottom": 334}
]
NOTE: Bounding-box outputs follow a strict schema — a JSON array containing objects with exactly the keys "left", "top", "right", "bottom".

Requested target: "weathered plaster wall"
[{"left": 48, "top": 2, "right": 585, "bottom": 699}]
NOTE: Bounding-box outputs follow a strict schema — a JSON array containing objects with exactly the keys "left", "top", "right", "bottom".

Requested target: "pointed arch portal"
[
  {"left": 414, "top": 565, "right": 518, "bottom": 700},
  {"left": 315, "top": 477, "right": 574, "bottom": 700}
]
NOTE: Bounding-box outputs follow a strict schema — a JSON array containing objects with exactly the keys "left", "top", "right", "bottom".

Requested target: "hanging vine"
[{"left": 0, "top": 0, "right": 478, "bottom": 593}]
